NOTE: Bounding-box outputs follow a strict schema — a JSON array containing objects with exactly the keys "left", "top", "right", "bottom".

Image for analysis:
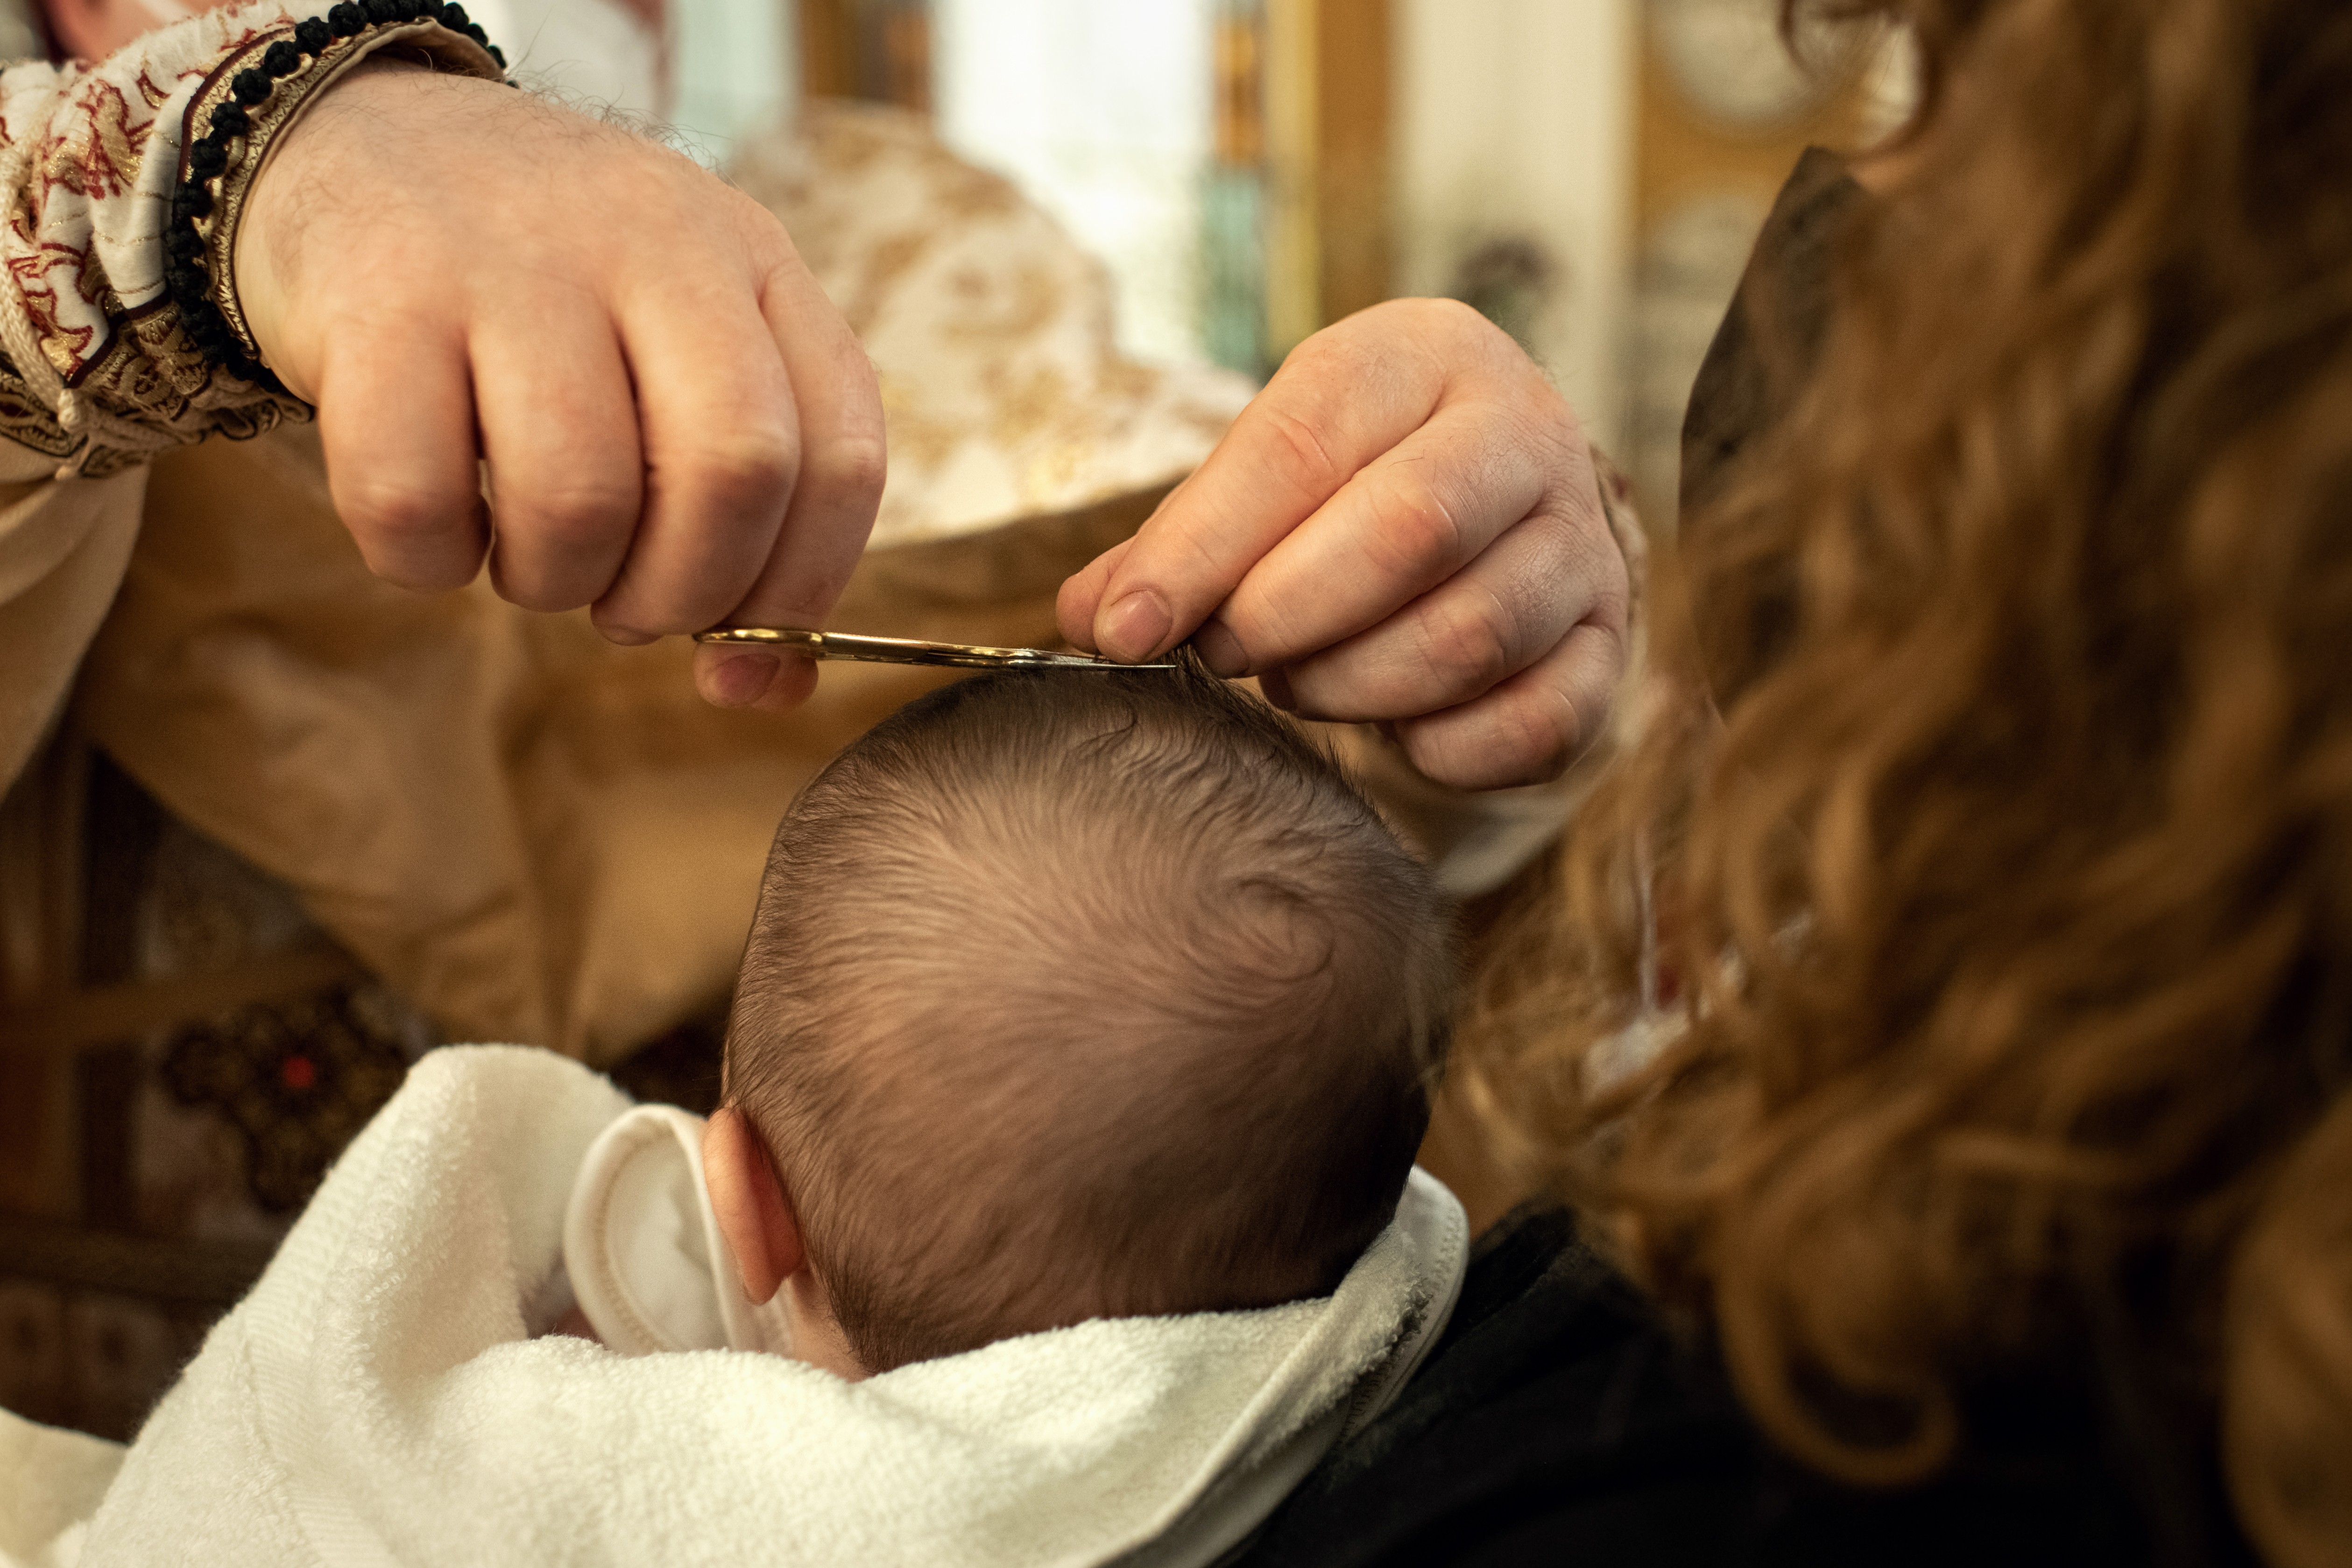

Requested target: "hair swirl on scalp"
[
  {"left": 1457, "top": 0, "right": 2352, "bottom": 1560},
  {"left": 724, "top": 655, "right": 1448, "bottom": 1374}
]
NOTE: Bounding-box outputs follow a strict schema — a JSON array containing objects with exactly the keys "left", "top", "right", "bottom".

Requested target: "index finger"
[{"left": 1080, "top": 318, "right": 1453, "bottom": 664}]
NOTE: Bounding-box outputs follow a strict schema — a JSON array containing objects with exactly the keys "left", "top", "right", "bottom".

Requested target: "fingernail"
[
  {"left": 604, "top": 629, "right": 658, "bottom": 647},
  {"left": 1192, "top": 618, "right": 1249, "bottom": 678},
  {"left": 1258, "top": 667, "right": 1298, "bottom": 712},
  {"left": 1099, "top": 590, "right": 1172, "bottom": 663},
  {"left": 712, "top": 651, "right": 779, "bottom": 706}
]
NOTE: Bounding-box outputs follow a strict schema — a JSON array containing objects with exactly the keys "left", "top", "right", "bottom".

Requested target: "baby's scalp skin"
[{"left": 718, "top": 655, "right": 1453, "bottom": 1375}]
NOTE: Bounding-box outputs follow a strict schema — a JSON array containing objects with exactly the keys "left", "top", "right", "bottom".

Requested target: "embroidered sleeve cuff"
[{"left": 0, "top": 2, "right": 502, "bottom": 478}]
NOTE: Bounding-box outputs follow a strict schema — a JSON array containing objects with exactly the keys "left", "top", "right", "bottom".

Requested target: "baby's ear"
[{"left": 703, "top": 1108, "right": 807, "bottom": 1304}]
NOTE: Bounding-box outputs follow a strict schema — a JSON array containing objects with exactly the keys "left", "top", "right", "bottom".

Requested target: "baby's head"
[{"left": 715, "top": 657, "right": 1449, "bottom": 1375}]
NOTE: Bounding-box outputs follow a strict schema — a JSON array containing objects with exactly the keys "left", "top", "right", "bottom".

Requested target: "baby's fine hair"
[{"left": 722, "top": 653, "right": 1451, "bottom": 1373}]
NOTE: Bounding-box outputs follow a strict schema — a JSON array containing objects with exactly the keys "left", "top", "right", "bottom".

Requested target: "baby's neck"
[{"left": 780, "top": 1272, "right": 869, "bottom": 1380}]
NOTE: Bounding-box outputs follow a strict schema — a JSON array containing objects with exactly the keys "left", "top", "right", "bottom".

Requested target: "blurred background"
[
  {"left": 1, "top": 0, "right": 1914, "bottom": 1442},
  {"left": 657, "top": 0, "right": 1914, "bottom": 523}
]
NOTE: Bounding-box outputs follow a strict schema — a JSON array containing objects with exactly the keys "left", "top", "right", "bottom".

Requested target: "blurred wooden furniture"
[
  {"left": 0, "top": 745, "right": 350, "bottom": 1438},
  {"left": 0, "top": 738, "right": 737, "bottom": 1441}
]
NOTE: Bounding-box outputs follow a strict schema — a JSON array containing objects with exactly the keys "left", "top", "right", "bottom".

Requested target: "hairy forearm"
[{"left": 0, "top": 0, "right": 500, "bottom": 473}]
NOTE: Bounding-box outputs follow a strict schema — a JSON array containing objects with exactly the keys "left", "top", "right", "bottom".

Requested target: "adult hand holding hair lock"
[{"left": 1057, "top": 299, "right": 1634, "bottom": 792}]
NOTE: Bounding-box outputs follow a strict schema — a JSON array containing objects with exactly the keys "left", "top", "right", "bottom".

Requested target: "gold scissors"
[{"left": 693, "top": 627, "right": 1178, "bottom": 672}]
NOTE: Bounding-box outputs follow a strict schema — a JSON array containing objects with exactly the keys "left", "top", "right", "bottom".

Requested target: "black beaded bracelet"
[{"left": 164, "top": 2, "right": 509, "bottom": 388}]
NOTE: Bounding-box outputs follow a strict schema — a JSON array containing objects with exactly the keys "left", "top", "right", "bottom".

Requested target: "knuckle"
[
  {"left": 492, "top": 567, "right": 566, "bottom": 614},
  {"left": 725, "top": 186, "right": 797, "bottom": 253},
  {"left": 503, "top": 477, "right": 641, "bottom": 545},
  {"left": 340, "top": 480, "right": 474, "bottom": 586},
  {"left": 1254, "top": 400, "right": 1348, "bottom": 504},
  {"left": 1413, "top": 589, "right": 1522, "bottom": 698},
  {"left": 595, "top": 575, "right": 716, "bottom": 637},
  {"left": 1409, "top": 693, "right": 1575, "bottom": 791},
  {"left": 342, "top": 475, "right": 452, "bottom": 545},
  {"left": 1389, "top": 296, "right": 1507, "bottom": 356},
  {"left": 594, "top": 601, "right": 682, "bottom": 640},
  {"left": 1510, "top": 688, "right": 1583, "bottom": 778},
  {"left": 678, "top": 427, "right": 800, "bottom": 511},
  {"left": 807, "top": 429, "right": 887, "bottom": 509},
  {"left": 767, "top": 555, "right": 860, "bottom": 627},
  {"left": 1364, "top": 463, "right": 1469, "bottom": 577},
  {"left": 1514, "top": 492, "right": 1623, "bottom": 609},
  {"left": 1528, "top": 373, "right": 1584, "bottom": 443},
  {"left": 1590, "top": 572, "right": 1632, "bottom": 640},
  {"left": 1396, "top": 296, "right": 1557, "bottom": 398},
  {"left": 1405, "top": 296, "right": 1490, "bottom": 338},
  {"left": 1278, "top": 318, "right": 1365, "bottom": 376}
]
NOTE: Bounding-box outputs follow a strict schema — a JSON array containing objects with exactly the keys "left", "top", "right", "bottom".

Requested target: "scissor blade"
[{"left": 693, "top": 627, "right": 1177, "bottom": 671}]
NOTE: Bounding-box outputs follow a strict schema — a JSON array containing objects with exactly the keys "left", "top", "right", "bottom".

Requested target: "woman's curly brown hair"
[{"left": 1457, "top": 0, "right": 2352, "bottom": 1560}]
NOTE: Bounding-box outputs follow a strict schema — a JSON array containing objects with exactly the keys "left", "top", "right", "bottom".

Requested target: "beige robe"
[
  {"left": 1, "top": 100, "right": 1263, "bottom": 1058},
  {"left": 0, "top": 93, "right": 1626, "bottom": 1071}
]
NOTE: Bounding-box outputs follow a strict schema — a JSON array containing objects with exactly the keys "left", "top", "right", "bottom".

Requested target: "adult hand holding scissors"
[{"left": 237, "top": 64, "right": 886, "bottom": 716}]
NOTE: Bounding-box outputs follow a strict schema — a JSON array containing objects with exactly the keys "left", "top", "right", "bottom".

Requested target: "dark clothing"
[
  {"left": 1234, "top": 153, "right": 2257, "bottom": 1568},
  {"left": 1233, "top": 1207, "right": 2222, "bottom": 1568},
  {"left": 1676, "top": 146, "right": 1863, "bottom": 522}
]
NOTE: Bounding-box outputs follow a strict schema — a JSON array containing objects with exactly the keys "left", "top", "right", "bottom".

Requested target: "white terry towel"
[{"left": 46, "top": 1045, "right": 1466, "bottom": 1568}]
